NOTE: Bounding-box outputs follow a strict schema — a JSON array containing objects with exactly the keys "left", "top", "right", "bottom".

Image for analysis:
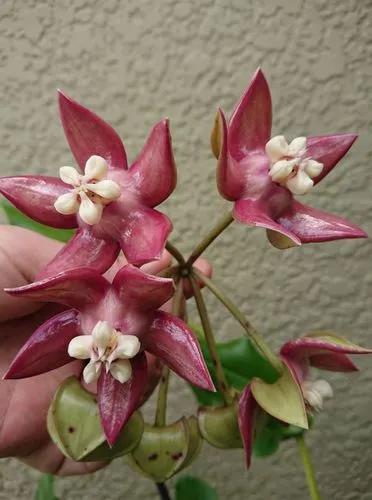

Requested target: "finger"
[
  {"left": 0, "top": 226, "right": 62, "bottom": 321},
  {"left": 18, "top": 437, "right": 108, "bottom": 476}
]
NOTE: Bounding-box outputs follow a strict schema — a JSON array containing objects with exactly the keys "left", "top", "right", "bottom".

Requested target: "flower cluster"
[{"left": 0, "top": 68, "right": 369, "bottom": 488}]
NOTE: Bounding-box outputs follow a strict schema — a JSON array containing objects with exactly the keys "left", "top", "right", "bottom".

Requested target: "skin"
[{"left": 0, "top": 225, "right": 211, "bottom": 475}]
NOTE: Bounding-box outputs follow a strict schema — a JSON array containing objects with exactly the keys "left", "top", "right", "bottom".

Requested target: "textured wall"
[{"left": 0, "top": 0, "right": 372, "bottom": 498}]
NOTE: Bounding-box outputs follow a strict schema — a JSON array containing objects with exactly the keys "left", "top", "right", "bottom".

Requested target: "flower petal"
[
  {"left": 79, "top": 194, "right": 103, "bottom": 225},
  {"left": 215, "top": 108, "right": 245, "bottom": 200},
  {"left": 68, "top": 335, "right": 93, "bottom": 359},
  {"left": 112, "top": 265, "right": 174, "bottom": 312},
  {"left": 0, "top": 176, "right": 77, "bottom": 228},
  {"left": 238, "top": 385, "right": 258, "bottom": 469},
  {"left": 4, "top": 309, "right": 80, "bottom": 379},
  {"left": 119, "top": 207, "right": 173, "bottom": 266},
  {"left": 97, "top": 352, "right": 147, "bottom": 445},
  {"left": 37, "top": 228, "right": 120, "bottom": 279},
  {"left": 54, "top": 191, "right": 79, "bottom": 215},
  {"left": 307, "top": 134, "right": 357, "bottom": 184},
  {"left": 110, "top": 359, "right": 132, "bottom": 383},
  {"left": 144, "top": 311, "right": 215, "bottom": 391},
  {"left": 228, "top": 68, "right": 272, "bottom": 160},
  {"left": 92, "top": 321, "right": 113, "bottom": 351},
  {"left": 58, "top": 90, "right": 127, "bottom": 170},
  {"left": 59, "top": 166, "right": 81, "bottom": 185},
  {"left": 86, "top": 180, "right": 121, "bottom": 200},
  {"left": 280, "top": 333, "right": 372, "bottom": 363},
  {"left": 83, "top": 360, "right": 102, "bottom": 384},
  {"left": 129, "top": 119, "right": 177, "bottom": 207},
  {"left": 309, "top": 353, "right": 358, "bottom": 372},
  {"left": 277, "top": 201, "right": 367, "bottom": 243},
  {"left": 5, "top": 268, "right": 110, "bottom": 308},
  {"left": 233, "top": 198, "right": 301, "bottom": 246},
  {"left": 114, "top": 335, "right": 141, "bottom": 359},
  {"left": 84, "top": 155, "right": 108, "bottom": 180}
]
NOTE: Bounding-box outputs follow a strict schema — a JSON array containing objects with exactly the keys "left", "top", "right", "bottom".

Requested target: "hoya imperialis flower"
[
  {"left": 213, "top": 68, "right": 367, "bottom": 248},
  {"left": 0, "top": 92, "right": 176, "bottom": 278},
  {"left": 4, "top": 265, "right": 214, "bottom": 445},
  {"left": 238, "top": 333, "right": 372, "bottom": 467}
]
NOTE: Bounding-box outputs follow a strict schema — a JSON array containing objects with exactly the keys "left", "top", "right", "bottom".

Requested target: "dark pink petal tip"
[
  {"left": 58, "top": 90, "right": 127, "bottom": 171},
  {"left": 5, "top": 268, "right": 109, "bottom": 308},
  {"left": 112, "top": 265, "right": 174, "bottom": 312},
  {"left": 97, "top": 353, "right": 147, "bottom": 445},
  {"left": 228, "top": 67, "right": 272, "bottom": 160},
  {"left": 4, "top": 309, "right": 80, "bottom": 379},
  {"left": 129, "top": 119, "right": 177, "bottom": 207},
  {"left": 144, "top": 311, "right": 215, "bottom": 391},
  {"left": 0, "top": 176, "right": 77, "bottom": 229},
  {"left": 238, "top": 385, "right": 257, "bottom": 469}
]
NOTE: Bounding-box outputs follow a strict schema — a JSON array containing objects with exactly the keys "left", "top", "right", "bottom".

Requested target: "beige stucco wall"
[{"left": 0, "top": 0, "right": 372, "bottom": 498}]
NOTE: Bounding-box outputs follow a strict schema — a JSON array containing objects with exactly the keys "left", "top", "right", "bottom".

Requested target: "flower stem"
[
  {"left": 156, "top": 482, "right": 172, "bottom": 500},
  {"left": 188, "top": 272, "right": 233, "bottom": 405},
  {"left": 154, "top": 280, "right": 185, "bottom": 427},
  {"left": 166, "top": 241, "right": 185, "bottom": 265},
  {"left": 187, "top": 211, "right": 234, "bottom": 266},
  {"left": 154, "top": 365, "right": 170, "bottom": 427},
  {"left": 192, "top": 267, "right": 283, "bottom": 377},
  {"left": 296, "top": 435, "right": 321, "bottom": 500}
]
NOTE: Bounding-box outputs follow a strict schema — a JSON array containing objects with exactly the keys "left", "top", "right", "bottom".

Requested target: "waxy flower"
[
  {"left": 0, "top": 92, "right": 176, "bottom": 278},
  {"left": 4, "top": 265, "right": 214, "bottom": 444},
  {"left": 213, "top": 68, "right": 366, "bottom": 248},
  {"left": 238, "top": 333, "right": 372, "bottom": 467}
]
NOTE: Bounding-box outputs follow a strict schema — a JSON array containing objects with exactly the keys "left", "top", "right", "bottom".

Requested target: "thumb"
[{"left": 0, "top": 225, "right": 62, "bottom": 321}]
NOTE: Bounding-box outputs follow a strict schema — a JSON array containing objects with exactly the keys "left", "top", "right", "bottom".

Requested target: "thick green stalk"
[
  {"left": 192, "top": 267, "right": 283, "bottom": 377},
  {"left": 188, "top": 273, "right": 233, "bottom": 405},
  {"left": 296, "top": 435, "right": 321, "bottom": 500},
  {"left": 187, "top": 211, "right": 234, "bottom": 266}
]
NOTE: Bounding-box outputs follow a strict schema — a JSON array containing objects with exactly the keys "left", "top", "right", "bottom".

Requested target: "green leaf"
[
  {"left": 2, "top": 200, "right": 74, "bottom": 242},
  {"left": 253, "top": 414, "right": 282, "bottom": 458},
  {"left": 189, "top": 328, "right": 278, "bottom": 406},
  {"left": 251, "top": 363, "right": 308, "bottom": 429},
  {"left": 47, "top": 376, "right": 143, "bottom": 461},
  {"left": 34, "top": 474, "right": 59, "bottom": 500},
  {"left": 175, "top": 476, "right": 219, "bottom": 500}
]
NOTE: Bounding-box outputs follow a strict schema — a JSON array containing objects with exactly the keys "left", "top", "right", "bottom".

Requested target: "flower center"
[
  {"left": 67, "top": 320, "right": 141, "bottom": 384},
  {"left": 302, "top": 378, "right": 333, "bottom": 413},
  {"left": 265, "top": 136, "right": 324, "bottom": 195},
  {"left": 54, "top": 155, "right": 121, "bottom": 225}
]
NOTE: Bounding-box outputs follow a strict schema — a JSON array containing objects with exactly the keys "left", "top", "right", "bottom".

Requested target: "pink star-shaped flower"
[
  {"left": 238, "top": 333, "right": 371, "bottom": 467},
  {"left": 0, "top": 92, "right": 177, "bottom": 278},
  {"left": 4, "top": 265, "right": 214, "bottom": 445},
  {"left": 215, "top": 69, "right": 367, "bottom": 247}
]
